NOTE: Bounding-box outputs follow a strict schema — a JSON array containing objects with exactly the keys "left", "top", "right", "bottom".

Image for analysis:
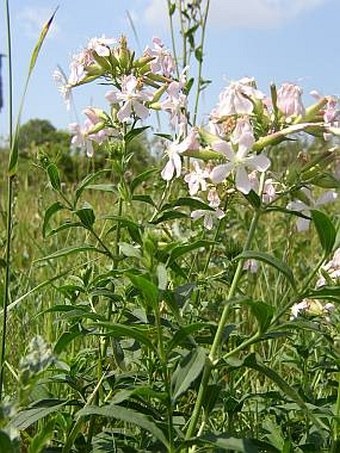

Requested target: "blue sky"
[{"left": 0, "top": 0, "right": 340, "bottom": 139}]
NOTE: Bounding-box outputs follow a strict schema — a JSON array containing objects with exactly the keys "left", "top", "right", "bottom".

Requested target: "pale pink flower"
[
  {"left": 106, "top": 75, "right": 152, "bottom": 122},
  {"left": 53, "top": 68, "right": 72, "bottom": 110},
  {"left": 144, "top": 37, "right": 175, "bottom": 77},
  {"left": 249, "top": 171, "right": 277, "bottom": 203},
  {"left": 161, "top": 141, "right": 185, "bottom": 181},
  {"left": 210, "top": 120, "right": 271, "bottom": 194},
  {"left": 69, "top": 107, "right": 109, "bottom": 157},
  {"left": 317, "top": 248, "right": 340, "bottom": 287},
  {"left": 291, "top": 299, "right": 335, "bottom": 320},
  {"left": 184, "top": 161, "right": 210, "bottom": 195},
  {"left": 243, "top": 259, "right": 259, "bottom": 274},
  {"left": 277, "top": 82, "right": 305, "bottom": 117},
  {"left": 161, "top": 68, "right": 188, "bottom": 131},
  {"left": 213, "top": 77, "right": 265, "bottom": 118},
  {"left": 68, "top": 48, "right": 94, "bottom": 86},
  {"left": 191, "top": 188, "right": 224, "bottom": 230},
  {"left": 87, "top": 35, "right": 115, "bottom": 57},
  {"left": 287, "top": 188, "right": 338, "bottom": 232}
]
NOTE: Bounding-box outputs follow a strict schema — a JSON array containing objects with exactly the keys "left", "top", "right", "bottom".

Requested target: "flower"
[
  {"left": 287, "top": 188, "right": 338, "bottom": 232},
  {"left": 290, "top": 299, "right": 335, "bottom": 320},
  {"left": 317, "top": 248, "right": 340, "bottom": 287},
  {"left": 277, "top": 82, "right": 305, "bottom": 117},
  {"left": 243, "top": 259, "right": 259, "bottom": 273},
  {"left": 248, "top": 171, "right": 277, "bottom": 203},
  {"left": 106, "top": 75, "right": 152, "bottom": 122},
  {"left": 210, "top": 118, "right": 271, "bottom": 194},
  {"left": 191, "top": 189, "right": 225, "bottom": 230},
  {"left": 161, "top": 68, "right": 188, "bottom": 132},
  {"left": 87, "top": 35, "right": 115, "bottom": 57},
  {"left": 212, "top": 77, "right": 265, "bottom": 118},
  {"left": 53, "top": 68, "right": 73, "bottom": 110},
  {"left": 144, "top": 37, "right": 175, "bottom": 77},
  {"left": 70, "top": 107, "right": 109, "bottom": 157},
  {"left": 184, "top": 161, "right": 210, "bottom": 196}
]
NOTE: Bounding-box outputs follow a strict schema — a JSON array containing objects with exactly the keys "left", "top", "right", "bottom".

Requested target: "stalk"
[
  {"left": 192, "top": 0, "right": 210, "bottom": 126},
  {"left": 185, "top": 207, "right": 261, "bottom": 441},
  {"left": 0, "top": 0, "right": 14, "bottom": 401}
]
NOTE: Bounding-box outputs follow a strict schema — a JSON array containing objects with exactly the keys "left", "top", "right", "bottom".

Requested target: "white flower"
[
  {"left": 243, "top": 259, "right": 259, "bottom": 273},
  {"left": 213, "top": 77, "right": 265, "bottom": 118},
  {"left": 291, "top": 299, "right": 335, "bottom": 320},
  {"left": 290, "top": 300, "right": 310, "bottom": 319},
  {"left": 53, "top": 68, "right": 73, "bottom": 110},
  {"left": 144, "top": 37, "right": 175, "bottom": 77},
  {"left": 317, "top": 248, "right": 340, "bottom": 287},
  {"left": 191, "top": 188, "right": 225, "bottom": 230},
  {"left": 184, "top": 161, "right": 210, "bottom": 196},
  {"left": 277, "top": 82, "right": 305, "bottom": 117},
  {"left": 87, "top": 35, "right": 115, "bottom": 57},
  {"left": 109, "top": 75, "right": 152, "bottom": 122},
  {"left": 210, "top": 119, "right": 270, "bottom": 194},
  {"left": 248, "top": 171, "right": 277, "bottom": 203},
  {"left": 287, "top": 188, "right": 338, "bottom": 232}
]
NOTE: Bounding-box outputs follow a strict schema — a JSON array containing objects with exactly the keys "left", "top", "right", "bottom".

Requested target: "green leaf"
[
  {"left": 243, "top": 300, "right": 274, "bottom": 333},
  {"left": 236, "top": 251, "right": 296, "bottom": 290},
  {"left": 77, "top": 404, "right": 169, "bottom": 448},
  {"left": 169, "top": 240, "right": 215, "bottom": 265},
  {"left": 94, "top": 322, "right": 156, "bottom": 352},
  {"left": 189, "top": 433, "right": 259, "bottom": 452},
  {"left": 47, "top": 163, "right": 61, "bottom": 191},
  {"left": 132, "top": 194, "right": 156, "bottom": 207},
  {"left": 311, "top": 209, "right": 336, "bottom": 255},
  {"left": 244, "top": 190, "right": 261, "bottom": 209},
  {"left": 119, "top": 242, "right": 142, "bottom": 259},
  {"left": 150, "top": 210, "right": 188, "bottom": 224},
  {"left": 54, "top": 326, "right": 83, "bottom": 354},
  {"left": 171, "top": 347, "right": 206, "bottom": 401},
  {"left": 157, "top": 263, "right": 168, "bottom": 290},
  {"left": 75, "top": 170, "right": 110, "bottom": 203},
  {"left": 163, "top": 197, "right": 214, "bottom": 212},
  {"left": 0, "top": 431, "right": 15, "bottom": 453},
  {"left": 127, "top": 274, "right": 158, "bottom": 307},
  {"left": 242, "top": 353, "right": 327, "bottom": 431},
  {"left": 303, "top": 286, "right": 340, "bottom": 303},
  {"left": 42, "top": 201, "right": 66, "bottom": 237},
  {"left": 124, "top": 126, "right": 150, "bottom": 144},
  {"left": 8, "top": 8, "right": 58, "bottom": 175},
  {"left": 130, "top": 168, "right": 158, "bottom": 193},
  {"left": 36, "top": 245, "right": 107, "bottom": 262},
  {"left": 75, "top": 203, "right": 96, "bottom": 228},
  {"left": 10, "top": 399, "right": 68, "bottom": 430},
  {"left": 168, "top": 322, "right": 209, "bottom": 352}
]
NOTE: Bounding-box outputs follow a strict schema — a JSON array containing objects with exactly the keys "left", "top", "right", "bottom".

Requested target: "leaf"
[
  {"left": 36, "top": 245, "right": 107, "bottom": 262},
  {"left": 42, "top": 201, "right": 66, "bottom": 237},
  {"left": 157, "top": 263, "right": 168, "bottom": 290},
  {"left": 189, "top": 433, "right": 259, "bottom": 452},
  {"left": 162, "top": 197, "right": 214, "bottom": 212},
  {"left": 124, "top": 126, "right": 150, "bottom": 144},
  {"left": 54, "top": 326, "right": 83, "bottom": 354},
  {"left": 244, "top": 190, "right": 261, "bottom": 209},
  {"left": 8, "top": 8, "right": 58, "bottom": 175},
  {"left": 119, "top": 242, "right": 142, "bottom": 259},
  {"left": 243, "top": 300, "right": 274, "bottom": 333},
  {"left": 132, "top": 194, "right": 156, "bottom": 207},
  {"left": 127, "top": 273, "right": 159, "bottom": 307},
  {"left": 94, "top": 322, "right": 156, "bottom": 352},
  {"left": 150, "top": 210, "right": 188, "bottom": 224},
  {"left": 168, "top": 322, "right": 209, "bottom": 351},
  {"left": 0, "top": 431, "right": 14, "bottom": 453},
  {"left": 75, "top": 203, "right": 96, "bottom": 228},
  {"left": 171, "top": 347, "right": 206, "bottom": 401},
  {"left": 130, "top": 168, "right": 158, "bottom": 193},
  {"left": 77, "top": 404, "right": 169, "bottom": 449},
  {"left": 75, "top": 170, "right": 110, "bottom": 203},
  {"left": 47, "top": 163, "right": 61, "bottom": 191},
  {"left": 169, "top": 240, "right": 215, "bottom": 265},
  {"left": 303, "top": 286, "right": 340, "bottom": 303},
  {"left": 236, "top": 251, "right": 296, "bottom": 290},
  {"left": 242, "top": 353, "right": 327, "bottom": 431},
  {"left": 311, "top": 209, "right": 336, "bottom": 255},
  {"left": 10, "top": 399, "right": 68, "bottom": 430}
]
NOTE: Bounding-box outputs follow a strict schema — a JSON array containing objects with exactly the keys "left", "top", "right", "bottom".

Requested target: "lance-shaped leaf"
[
  {"left": 171, "top": 347, "right": 206, "bottom": 401},
  {"left": 311, "top": 209, "right": 336, "bottom": 256}
]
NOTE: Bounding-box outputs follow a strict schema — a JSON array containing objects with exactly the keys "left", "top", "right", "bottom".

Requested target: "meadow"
[{"left": 0, "top": 1, "right": 340, "bottom": 452}]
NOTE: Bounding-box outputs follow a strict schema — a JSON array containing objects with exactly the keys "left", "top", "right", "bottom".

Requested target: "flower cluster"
[{"left": 317, "top": 248, "right": 340, "bottom": 287}]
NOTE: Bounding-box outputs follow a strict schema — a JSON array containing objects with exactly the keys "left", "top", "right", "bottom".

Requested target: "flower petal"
[
  {"left": 235, "top": 166, "right": 251, "bottom": 194},
  {"left": 161, "top": 159, "right": 174, "bottom": 181},
  {"left": 247, "top": 154, "right": 271, "bottom": 172},
  {"left": 210, "top": 163, "right": 233, "bottom": 184}
]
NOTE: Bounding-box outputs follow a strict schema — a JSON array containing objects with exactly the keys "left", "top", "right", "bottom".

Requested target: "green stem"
[
  {"left": 167, "top": 0, "right": 180, "bottom": 79},
  {"left": 332, "top": 372, "right": 340, "bottom": 452},
  {"left": 185, "top": 207, "right": 261, "bottom": 441},
  {"left": 192, "top": 0, "right": 210, "bottom": 126},
  {"left": 0, "top": 0, "right": 13, "bottom": 401}
]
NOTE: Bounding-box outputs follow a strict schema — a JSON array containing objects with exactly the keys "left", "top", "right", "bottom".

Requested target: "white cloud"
[
  {"left": 18, "top": 7, "right": 59, "bottom": 39},
  {"left": 144, "top": 0, "right": 329, "bottom": 29}
]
